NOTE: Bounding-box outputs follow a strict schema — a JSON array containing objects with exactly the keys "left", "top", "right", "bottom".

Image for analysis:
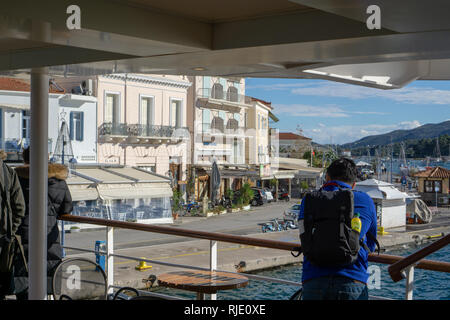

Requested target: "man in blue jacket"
[{"left": 298, "top": 158, "right": 377, "bottom": 300}]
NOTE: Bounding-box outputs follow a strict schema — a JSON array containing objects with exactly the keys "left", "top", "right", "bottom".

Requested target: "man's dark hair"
[
  {"left": 22, "top": 147, "right": 30, "bottom": 164},
  {"left": 326, "top": 157, "right": 357, "bottom": 183}
]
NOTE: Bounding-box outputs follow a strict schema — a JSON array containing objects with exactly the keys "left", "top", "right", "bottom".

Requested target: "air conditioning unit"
[
  {"left": 71, "top": 85, "right": 83, "bottom": 95},
  {"left": 81, "top": 79, "right": 93, "bottom": 96}
]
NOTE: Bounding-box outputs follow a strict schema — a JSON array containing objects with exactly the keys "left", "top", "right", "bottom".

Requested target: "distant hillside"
[{"left": 341, "top": 120, "right": 450, "bottom": 149}]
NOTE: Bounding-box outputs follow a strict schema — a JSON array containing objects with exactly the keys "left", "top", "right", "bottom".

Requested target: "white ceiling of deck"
[{"left": 1, "top": 0, "right": 450, "bottom": 89}]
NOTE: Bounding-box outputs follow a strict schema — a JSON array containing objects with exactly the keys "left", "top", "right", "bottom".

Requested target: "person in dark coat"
[
  {"left": 0, "top": 150, "right": 26, "bottom": 299},
  {"left": 13, "top": 147, "right": 73, "bottom": 299}
]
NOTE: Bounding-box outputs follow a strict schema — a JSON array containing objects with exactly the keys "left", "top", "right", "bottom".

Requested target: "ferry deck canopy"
[
  {"left": 4, "top": 0, "right": 450, "bottom": 300},
  {"left": 2, "top": 0, "right": 450, "bottom": 87}
]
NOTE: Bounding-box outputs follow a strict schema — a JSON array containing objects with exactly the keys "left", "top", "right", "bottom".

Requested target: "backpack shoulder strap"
[{"left": 360, "top": 231, "right": 380, "bottom": 255}]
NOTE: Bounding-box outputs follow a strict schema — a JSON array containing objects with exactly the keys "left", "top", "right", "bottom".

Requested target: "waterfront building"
[
  {"left": 186, "top": 76, "right": 250, "bottom": 200},
  {"left": 414, "top": 166, "right": 450, "bottom": 206},
  {"left": 246, "top": 98, "right": 273, "bottom": 167},
  {"left": 244, "top": 98, "right": 297, "bottom": 196},
  {"left": 57, "top": 74, "right": 191, "bottom": 195},
  {"left": 278, "top": 132, "right": 312, "bottom": 159},
  {"left": 0, "top": 77, "right": 97, "bottom": 163}
]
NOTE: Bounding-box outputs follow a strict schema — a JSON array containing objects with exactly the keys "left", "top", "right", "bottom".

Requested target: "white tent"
[
  {"left": 356, "top": 179, "right": 411, "bottom": 200},
  {"left": 355, "top": 179, "right": 412, "bottom": 230},
  {"left": 356, "top": 161, "right": 371, "bottom": 167}
]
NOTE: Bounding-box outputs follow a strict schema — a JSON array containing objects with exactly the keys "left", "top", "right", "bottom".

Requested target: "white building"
[
  {"left": 355, "top": 179, "right": 411, "bottom": 230},
  {"left": 0, "top": 78, "right": 97, "bottom": 163}
]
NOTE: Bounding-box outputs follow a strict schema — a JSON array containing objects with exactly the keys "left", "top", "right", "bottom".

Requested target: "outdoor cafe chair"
[{"left": 52, "top": 258, "right": 108, "bottom": 300}]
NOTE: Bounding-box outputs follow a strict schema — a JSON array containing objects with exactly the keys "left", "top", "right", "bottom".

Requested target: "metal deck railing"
[{"left": 59, "top": 214, "right": 450, "bottom": 300}]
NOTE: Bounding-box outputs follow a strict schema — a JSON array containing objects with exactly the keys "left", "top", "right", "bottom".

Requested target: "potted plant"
[
  {"left": 239, "top": 183, "right": 254, "bottom": 211},
  {"left": 171, "top": 190, "right": 183, "bottom": 220},
  {"left": 70, "top": 226, "right": 81, "bottom": 233},
  {"left": 230, "top": 203, "right": 240, "bottom": 213},
  {"left": 225, "top": 189, "right": 234, "bottom": 213}
]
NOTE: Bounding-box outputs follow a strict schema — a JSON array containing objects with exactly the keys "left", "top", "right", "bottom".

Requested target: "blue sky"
[{"left": 245, "top": 78, "right": 450, "bottom": 145}]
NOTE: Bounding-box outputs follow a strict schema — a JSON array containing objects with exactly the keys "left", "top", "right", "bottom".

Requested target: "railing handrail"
[
  {"left": 59, "top": 214, "right": 450, "bottom": 273},
  {"left": 60, "top": 214, "right": 300, "bottom": 252},
  {"left": 388, "top": 233, "right": 450, "bottom": 282}
]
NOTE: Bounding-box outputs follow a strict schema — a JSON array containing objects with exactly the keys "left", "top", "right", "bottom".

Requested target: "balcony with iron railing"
[
  {"left": 199, "top": 122, "right": 246, "bottom": 137},
  {"left": 58, "top": 214, "right": 450, "bottom": 301},
  {"left": 98, "top": 123, "right": 189, "bottom": 143},
  {"left": 197, "top": 87, "right": 253, "bottom": 107}
]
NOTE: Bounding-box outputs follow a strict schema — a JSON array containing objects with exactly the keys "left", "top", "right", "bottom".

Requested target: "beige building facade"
[
  {"left": 186, "top": 76, "right": 251, "bottom": 200},
  {"left": 59, "top": 74, "right": 191, "bottom": 186},
  {"left": 245, "top": 99, "right": 272, "bottom": 166}
]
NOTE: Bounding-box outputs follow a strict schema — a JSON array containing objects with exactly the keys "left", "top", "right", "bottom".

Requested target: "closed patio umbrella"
[{"left": 211, "top": 160, "right": 221, "bottom": 206}]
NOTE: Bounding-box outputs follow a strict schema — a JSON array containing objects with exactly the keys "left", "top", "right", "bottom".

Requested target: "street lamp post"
[{"left": 435, "top": 185, "right": 439, "bottom": 208}]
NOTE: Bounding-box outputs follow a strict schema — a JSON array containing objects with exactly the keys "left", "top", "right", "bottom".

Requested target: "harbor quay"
[{"left": 63, "top": 203, "right": 450, "bottom": 292}]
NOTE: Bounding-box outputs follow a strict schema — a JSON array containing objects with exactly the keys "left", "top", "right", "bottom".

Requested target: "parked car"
[
  {"left": 250, "top": 188, "right": 266, "bottom": 206},
  {"left": 284, "top": 203, "right": 301, "bottom": 220},
  {"left": 263, "top": 188, "right": 274, "bottom": 203}
]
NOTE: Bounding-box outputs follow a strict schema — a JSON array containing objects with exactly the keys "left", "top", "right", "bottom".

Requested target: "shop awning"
[
  {"left": 106, "top": 167, "right": 170, "bottom": 183},
  {"left": 273, "top": 171, "right": 296, "bottom": 179},
  {"left": 269, "top": 111, "right": 279, "bottom": 123},
  {"left": 74, "top": 167, "right": 134, "bottom": 183},
  {"left": 277, "top": 157, "right": 324, "bottom": 178},
  {"left": 198, "top": 149, "right": 232, "bottom": 156},
  {"left": 96, "top": 183, "right": 173, "bottom": 200},
  {"left": 68, "top": 166, "right": 173, "bottom": 201},
  {"left": 66, "top": 174, "right": 99, "bottom": 201},
  {"left": 68, "top": 184, "right": 99, "bottom": 201}
]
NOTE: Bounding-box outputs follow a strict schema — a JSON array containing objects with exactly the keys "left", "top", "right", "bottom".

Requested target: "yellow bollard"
[
  {"left": 135, "top": 257, "right": 152, "bottom": 271},
  {"left": 427, "top": 233, "right": 444, "bottom": 239},
  {"left": 377, "top": 227, "right": 388, "bottom": 236}
]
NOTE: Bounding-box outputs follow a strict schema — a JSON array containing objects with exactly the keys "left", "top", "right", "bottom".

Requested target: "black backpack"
[{"left": 300, "top": 188, "right": 379, "bottom": 267}]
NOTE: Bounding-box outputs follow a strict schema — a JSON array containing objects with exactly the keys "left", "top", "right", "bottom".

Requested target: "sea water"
[{"left": 154, "top": 243, "right": 450, "bottom": 300}]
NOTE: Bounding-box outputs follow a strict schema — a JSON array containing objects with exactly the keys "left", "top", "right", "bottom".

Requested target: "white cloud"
[
  {"left": 398, "top": 120, "right": 421, "bottom": 129},
  {"left": 291, "top": 82, "right": 450, "bottom": 105},
  {"left": 248, "top": 80, "right": 450, "bottom": 105},
  {"left": 302, "top": 120, "right": 422, "bottom": 144},
  {"left": 273, "top": 103, "right": 389, "bottom": 118},
  {"left": 274, "top": 104, "right": 350, "bottom": 118},
  {"left": 245, "top": 83, "right": 311, "bottom": 91}
]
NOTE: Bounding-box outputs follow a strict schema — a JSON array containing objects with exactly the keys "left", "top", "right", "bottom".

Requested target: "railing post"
[
  {"left": 210, "top": 240, "right": 217, "bottom": 300},
  {"left": 107, "top": 227, "right": 114, "bottom": 296},
  {"left": 404, "top": 266, "right": 415, "bottom": 300}
]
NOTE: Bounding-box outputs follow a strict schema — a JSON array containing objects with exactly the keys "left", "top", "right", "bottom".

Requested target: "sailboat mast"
[
  {"left": 390, "top": 136, "right": 393, "bottom": 183},
  {"left": 435, "top": 136, "right": 441, "bottom": 161}
]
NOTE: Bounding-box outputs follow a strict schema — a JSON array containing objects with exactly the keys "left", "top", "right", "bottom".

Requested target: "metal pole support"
[
  {"left": 107, "top": 227, "right": 114, "bottom": 296},
  {"left": 404, "top": 266, "right": 415, "bottom": 300},
  {"left": 29, "top": 66, "right": 49, "bottom": 300},
  {"left": 210, "top": 240, "right": 217, "bottom": 300}
]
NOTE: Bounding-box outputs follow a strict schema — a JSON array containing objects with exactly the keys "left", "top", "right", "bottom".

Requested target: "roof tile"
[
  {"left": 414, "top": 166, "right": 450, "bottom": 179},
  {"left": 0, "top": 77, "right": 65, "bottom": 94}
]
